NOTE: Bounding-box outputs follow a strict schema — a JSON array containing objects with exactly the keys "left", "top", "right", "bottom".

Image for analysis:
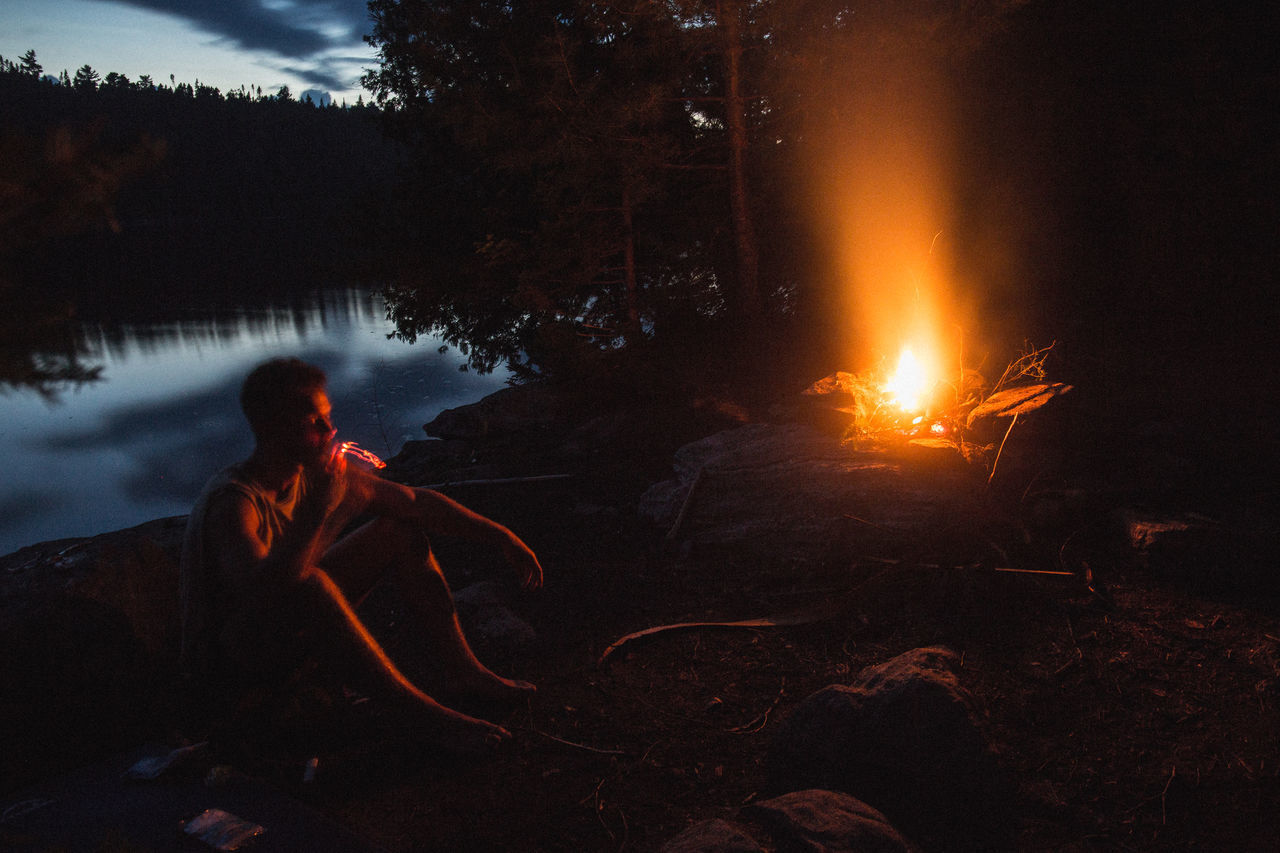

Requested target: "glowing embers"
[{"left": 338, "top": 440, "right": 387, "bottom": 469}]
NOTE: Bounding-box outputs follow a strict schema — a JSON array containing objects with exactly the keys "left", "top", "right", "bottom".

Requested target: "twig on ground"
[
  {"left": 665, "top": 467, "right": 706, "bottom": 543},
  {"left": 1054, "top": 648, "right": 1083, "bottom": 677},
  {"left": 1161, "top": 766, "right": 1176, "bottom": 825},
  {"left": 598, "top": 609, "right": 838, "bottom": 665},
  {"left": 988, "top": 411, "right": 1019, "bottom": 484},
  {"left": 726, "top": 678, "right": 786, "bottom": 734},
  {"left": 844, "top": 514, "right": 892, "bottom": 533},
  {"left": 526, "top": 726, "right": 629, "bottom": 755},
  {"left": 863, "top": 555, "right": 1073, "bottom": 577}
]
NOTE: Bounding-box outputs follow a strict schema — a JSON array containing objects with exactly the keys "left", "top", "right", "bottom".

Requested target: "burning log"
[
  {"left": 802, "top": 342, "right": 1071, "bottom": 477},
  {"left": 965, "top": 383, "right": 1074, "bottom": 428}
]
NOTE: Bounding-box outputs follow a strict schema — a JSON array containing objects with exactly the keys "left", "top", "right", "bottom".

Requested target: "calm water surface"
[{"left": 0, "top": 289, "right": 508, "bottom": 556}]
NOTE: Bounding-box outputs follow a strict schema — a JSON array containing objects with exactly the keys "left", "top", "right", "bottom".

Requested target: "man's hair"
[{"left": 240, "top": 357, "right": 328, "bottom": 437}]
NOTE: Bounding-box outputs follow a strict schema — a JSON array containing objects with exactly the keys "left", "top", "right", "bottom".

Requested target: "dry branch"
[
  {"left": 598, "top": 608, "right": 837, "bottom": 665},
  {"left": 664, "top": 467, "right": 706, "bottom": 543},
  {"left": 427, "top": 474, "right": 573, "bottom": 489}
]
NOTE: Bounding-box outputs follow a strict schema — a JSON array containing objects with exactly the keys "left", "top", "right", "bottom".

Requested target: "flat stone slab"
[{"left": 640, "top": 423, "right": 987, "bottom": 559}]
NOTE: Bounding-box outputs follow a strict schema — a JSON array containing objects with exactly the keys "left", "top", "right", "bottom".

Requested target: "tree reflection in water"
[{"left": 0, "top": 288, "right": 508, "bottom": 557}]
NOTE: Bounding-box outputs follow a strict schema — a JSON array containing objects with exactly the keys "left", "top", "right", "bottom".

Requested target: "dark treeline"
[
  {"left": 0, "top": 53, "right": 400, "bottom": 315},
  {"left": 0, "top": 52, "right": 405, "bottom": 392}
]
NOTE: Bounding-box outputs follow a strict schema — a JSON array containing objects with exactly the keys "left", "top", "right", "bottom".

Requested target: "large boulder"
[
  {"left": 659, "top": 818, "right": 767, "bottom": 853},
  {"left": 424, "top": 385, "right": 563, "bottom": 440},
  {"left": 639, "top": 423, "right": 985, "bottom": 560},
  {"left": 453, "top": 580, "right": 537, "bottom": 660},
  {"left": 0, "top": 516, "right": 186, "bottom": 791},
  {"left": 768, "top": 647, "right": 1010, "bottom": 847},
  {"left": 749, "top": 789, "right": 920, "bottom": 853},
  {"left": 0, "top": 515, "right": 186, "bottom": 663}
]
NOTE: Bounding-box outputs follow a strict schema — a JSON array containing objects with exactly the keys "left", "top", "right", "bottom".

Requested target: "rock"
[
  {"left": 424, "top": 385, "right": 561, "bottom": 440},
  {"left": 768, "top": 647, "right": 1009, "bottom": 847},
  {"left": 0, "top": 516, "right": 186, "bottom": 791},
  {"left": 1117, "top": 508, "right": 1279, "bottom": 593},
  {"left": 659, "top": 818, "right": 767, "bottom": 853},
  {"left": 0, "top": 515, "right": 186, "bottom": 661},
  {"left": 749, "top": 789, "right": 920, "bottom": 853},
  {"left": 454, "top": 580, "right": 537, "bottom": 655},
  {"left": 639, "top": 423, "right": 985, "bottom": 560},
  {"left": 384, "top": 438, "right": 473, "bottom": 483},
  {"left": 1120, "top": 509, "right": 1225, "bottom": 577}
]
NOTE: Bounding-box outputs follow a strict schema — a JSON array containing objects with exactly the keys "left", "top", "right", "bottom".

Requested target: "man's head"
[{"left": 240, "top": 358, "right": 335, "bottom": 460}]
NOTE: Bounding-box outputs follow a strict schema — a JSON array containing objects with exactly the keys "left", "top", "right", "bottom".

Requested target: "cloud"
[
  {"left": 110, "top": 0, "right": 370, "bottom": 57},
  {"left": 281, "top": 61, "right": 349, "bottom": 92},
  {"left": 103, "top": 0, "right": 373, "bottom": 94}
]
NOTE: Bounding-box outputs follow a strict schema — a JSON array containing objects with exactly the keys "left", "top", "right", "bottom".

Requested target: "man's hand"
[
  {"left": 501, "top": 533, "right": 544, "bottom": 590},
  {"left": 307, "top": 444, "right": 349, "bottom": 518}
]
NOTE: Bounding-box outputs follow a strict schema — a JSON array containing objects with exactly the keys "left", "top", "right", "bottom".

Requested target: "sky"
[{"left": 0, "top": 0, "right": 378, "bottom": 105}]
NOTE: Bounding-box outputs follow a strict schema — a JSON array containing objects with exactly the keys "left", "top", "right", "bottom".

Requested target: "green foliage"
[{"left": 365, "top": 0, "right": 792, "bottom": 381}]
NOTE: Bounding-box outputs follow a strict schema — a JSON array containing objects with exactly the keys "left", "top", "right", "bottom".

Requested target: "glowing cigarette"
[{"left": 338, "top": 441, "right": 387, "bottom": 469}]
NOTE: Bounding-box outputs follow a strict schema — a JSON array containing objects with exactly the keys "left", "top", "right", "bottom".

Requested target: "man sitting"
[{"left": 180, "top": 357, "right": 542, "bottom": 751}]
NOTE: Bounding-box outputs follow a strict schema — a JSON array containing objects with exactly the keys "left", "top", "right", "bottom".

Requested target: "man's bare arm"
[
  {"left": 358, "top": 472, "right": 544, "bottom": 589},
  {"left": 206, "top": 460, "right": 353, "bottom": 597}
]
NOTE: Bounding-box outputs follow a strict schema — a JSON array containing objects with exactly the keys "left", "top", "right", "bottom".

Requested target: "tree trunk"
[
  {"left": 621, "top": 181, "right": 642, "bottom": 343},
  {"left": 719, "top": 0, "right": 760, "bottom": 319}
]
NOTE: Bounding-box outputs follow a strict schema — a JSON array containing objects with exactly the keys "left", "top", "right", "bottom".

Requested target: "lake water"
[{"left": 0, "top": 289, "right": 508, "bottom": 557}]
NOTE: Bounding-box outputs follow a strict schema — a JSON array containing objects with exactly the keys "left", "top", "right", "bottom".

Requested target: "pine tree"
[
  {"left": 20, "top": 49, "right": 42, "bottom": 78},
  {"left": 72, "top": 64, "right": 100, "bottom": 91}
]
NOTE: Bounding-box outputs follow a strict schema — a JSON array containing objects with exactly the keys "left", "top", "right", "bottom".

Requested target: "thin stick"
[
  {"left": 426, "top": 474, "right": 573, "bottom": 489},
  {"left": 993, "top": 566, "right": 1075, "bottom": 577},
  {"left": 1160, "top": 767, "right": 1176, "bottom": 825},
  {"left": 988, "top": 411, "right": 1019, "bottom": 484},
  {"left": 599, "top": 611, "right": 835, "bottom": 665},
  {"left": 726, "top": 678, "right": 786, "bottom": 734},
  {"left": 665, "top": 467, "right": 706, "bottom": 543},
  {"left": 843, "top": 514, "right": 892, "bottom": 533},
  {"left": 863, "top": 555, "right": 1073, "bottom": 576},
  {"left": 526, "top": 727, "right": 628, "bottom": 756}
]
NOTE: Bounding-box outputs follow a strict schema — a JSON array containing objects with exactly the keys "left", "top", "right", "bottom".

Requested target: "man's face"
[{"left": 269, "top": 388, "right": 337, "bottom": 464}]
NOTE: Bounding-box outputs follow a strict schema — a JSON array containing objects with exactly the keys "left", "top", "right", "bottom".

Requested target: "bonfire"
[{"left": 805, "top": 341, "right": 1072, "bottom": 476}]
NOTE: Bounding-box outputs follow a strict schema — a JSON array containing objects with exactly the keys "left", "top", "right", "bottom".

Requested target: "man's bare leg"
[
  {"left": 321, "top": 518, "right": 535, "bottom": 703},
  {"left": 219, "top": 564, "right": 511, "bottom": 752}
]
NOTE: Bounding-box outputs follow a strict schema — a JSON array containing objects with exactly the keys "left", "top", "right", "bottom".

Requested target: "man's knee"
[
  {"left": 332, "top": 517, "right": 454, "bottom": 616},
  {"left": 411, "top": 551, "right": 456, "bottom": 617}
]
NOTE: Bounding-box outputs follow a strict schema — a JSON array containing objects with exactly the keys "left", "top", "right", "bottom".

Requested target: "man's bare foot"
[
  {"left": 424, "top": 710, "right": 512, "bottom": 755},
  {"left": 451, "top": 671, "right": 537, "bottom": 703}
]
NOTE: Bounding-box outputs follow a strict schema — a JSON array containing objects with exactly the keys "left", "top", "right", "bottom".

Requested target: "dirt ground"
[
  {"left": 4, "top": 400, "right": 1278, "bottom": 852},
  {"left": 275, "top": 456, "right": 1280, "bottom": 853}
]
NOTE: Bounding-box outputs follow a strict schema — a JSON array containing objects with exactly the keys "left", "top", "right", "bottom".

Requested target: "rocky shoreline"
[{"left": 4, "top": 381, "right": 1279, "bottom": 850}]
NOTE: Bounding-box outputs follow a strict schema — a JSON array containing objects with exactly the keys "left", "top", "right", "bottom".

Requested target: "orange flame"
[{"left": 883, "top": 347, "right": 929, "bottom": 412}]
